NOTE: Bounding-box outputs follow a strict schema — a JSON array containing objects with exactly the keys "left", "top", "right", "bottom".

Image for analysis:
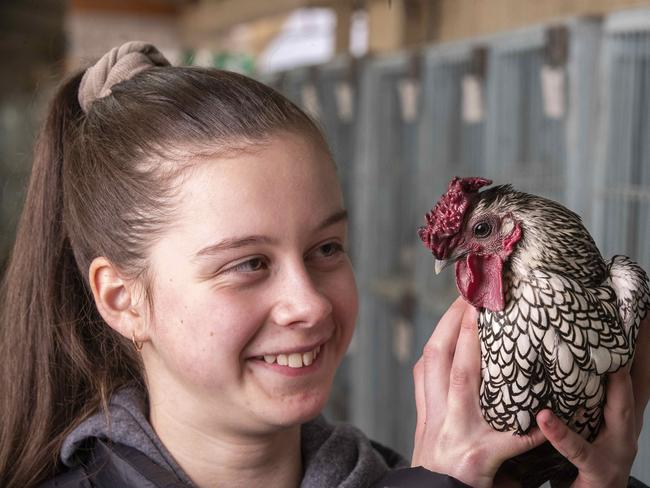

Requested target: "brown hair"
[{"left": 0, "top": 64, "right": 328, "bottom": 487}]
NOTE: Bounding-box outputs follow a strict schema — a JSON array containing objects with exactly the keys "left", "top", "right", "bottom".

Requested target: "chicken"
[{"left": 418, "top": 176, "right": 649, "bottom": 485}]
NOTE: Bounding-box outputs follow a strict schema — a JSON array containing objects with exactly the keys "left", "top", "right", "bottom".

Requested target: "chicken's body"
[
  {"left": 419, "top": 177, "right": 650, "bottom": 486},
  {"left": 473, "top": 187, "right": 649, "bottom": 440}
]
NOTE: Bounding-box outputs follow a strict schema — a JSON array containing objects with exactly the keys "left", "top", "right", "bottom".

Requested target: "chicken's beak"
[{"left": 434, "top": 259, "right": 450, "bottom": 275}]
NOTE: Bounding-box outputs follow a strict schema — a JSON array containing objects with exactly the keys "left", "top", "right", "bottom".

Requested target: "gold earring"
[{"left": 131, "top": 330, "right": 144, "bottom": 351}]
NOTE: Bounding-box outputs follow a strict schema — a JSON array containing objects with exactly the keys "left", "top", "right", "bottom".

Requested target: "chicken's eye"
[{"left": 473, "top": 222, "right": 492, "bottom": 238}]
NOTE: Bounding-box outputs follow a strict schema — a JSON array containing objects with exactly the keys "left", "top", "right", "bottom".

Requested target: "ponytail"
[{"left": 0, "top": 73, "right": 143, "bottom": 487}]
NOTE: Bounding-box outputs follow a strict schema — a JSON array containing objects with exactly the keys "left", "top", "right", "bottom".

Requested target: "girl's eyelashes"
[
  {"left": 212, "top": 240, "right": 345, "bottom": 278},
  {"left": 223, "top": 256, "right": 269, "bottom": 275},
  {"left": 308, "top": 241, "right": 346, "bottom": 263}
]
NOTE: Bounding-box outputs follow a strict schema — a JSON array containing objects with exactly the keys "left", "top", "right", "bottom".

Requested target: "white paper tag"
[
  {"left": 541, "top": 65, "right": 565, "bottom": 119},
  {"left": 398, "top": 78, "right": 419, "bottom": 123},
  {"left": 393, "top": 318, "right": 414, "bottom": 363},
  {"left": 462, "top": 75, "right": 484, "bottom": 123},
  {"left": 193, "top": 48, "right": 214, "bottom": 67},
  {"left": 335, "top": 81, "right": 354, "bottom": 122},
  {"left": 301, "top": 84, "right": 321, "bottom": 119}
]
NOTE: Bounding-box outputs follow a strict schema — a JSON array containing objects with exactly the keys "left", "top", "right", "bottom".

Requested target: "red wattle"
[{"left": 455, "top": 253, "right": 505, "bottom": 311}]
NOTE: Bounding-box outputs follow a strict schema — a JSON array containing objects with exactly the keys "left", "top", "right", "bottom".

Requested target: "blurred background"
[{"left": 2, "top": 0, "right": 650, "bottom": 483}]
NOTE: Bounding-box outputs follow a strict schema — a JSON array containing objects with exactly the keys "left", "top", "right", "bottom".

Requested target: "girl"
[{"left": 0, "top": 42, "right": 646, "bottom": 488}]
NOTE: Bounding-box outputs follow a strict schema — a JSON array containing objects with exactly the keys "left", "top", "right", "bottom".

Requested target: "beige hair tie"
[{"left": 78, "top": 41, "right": 170, "bottom": 113}]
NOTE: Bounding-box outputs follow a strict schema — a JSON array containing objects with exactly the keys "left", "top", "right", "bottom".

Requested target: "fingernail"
[{"left": 543, "top": 415, "right": 555, "bottom": 428}]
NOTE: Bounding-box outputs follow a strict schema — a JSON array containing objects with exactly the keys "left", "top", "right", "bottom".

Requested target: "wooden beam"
[
  {"left": 181, "top": 0, "right": 342, "bottom": 38},
  {"left": 241, "top": 15, "right": 291, "bottom": 56},
  {"left": 70, "top": 0, "right": 188, "bottom": 16},
  {"left": 431, "top": 0, "right": 650, "bottom": 43}
]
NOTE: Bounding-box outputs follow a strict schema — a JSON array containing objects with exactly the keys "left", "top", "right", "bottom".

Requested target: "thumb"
[{"left": 536, "top": 409, "right": 592, "bottom": 468}]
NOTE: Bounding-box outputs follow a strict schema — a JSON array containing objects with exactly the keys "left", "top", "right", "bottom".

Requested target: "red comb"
[{"left": 418, "top": 177, "right": 492, "bottom": 258}]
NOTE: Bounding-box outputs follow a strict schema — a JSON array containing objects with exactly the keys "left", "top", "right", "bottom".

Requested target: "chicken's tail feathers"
[{"left": 607, "top": 255, "right": 650, "bottom": 357}]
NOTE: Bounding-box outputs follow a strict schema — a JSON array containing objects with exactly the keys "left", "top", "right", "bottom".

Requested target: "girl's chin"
[{"left": 264, "top": 391, "right": 330, "bottom": 427}]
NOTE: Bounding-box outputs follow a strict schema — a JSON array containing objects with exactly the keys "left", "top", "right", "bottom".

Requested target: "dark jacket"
[
  {"left": 40, "top": 386, "right": 469, "bottom": 488},
  {"left": 41, "top": 439, "right": 469, "bottom": 488}
]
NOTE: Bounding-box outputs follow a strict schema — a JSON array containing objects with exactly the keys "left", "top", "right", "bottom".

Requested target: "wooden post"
[
  {"left": 334, "top": 0, "right": 353, "bottom": 55},
  {"left": 367, "top": 0, "right": 406, "bottom": 54}
]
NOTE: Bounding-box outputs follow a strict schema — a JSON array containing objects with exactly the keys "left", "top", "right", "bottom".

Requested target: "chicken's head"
[{"left": 418, "top": 176, "right": 522, "bottom": 312}]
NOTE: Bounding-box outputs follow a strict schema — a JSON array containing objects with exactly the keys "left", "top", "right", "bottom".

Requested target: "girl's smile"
[{"left": 247, "top": 340, "right": 326, "bottom": 377}]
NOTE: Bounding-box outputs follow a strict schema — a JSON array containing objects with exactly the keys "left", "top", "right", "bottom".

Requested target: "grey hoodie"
[{"left": 60, "top": 386, "right": 408, "bottom": 487}]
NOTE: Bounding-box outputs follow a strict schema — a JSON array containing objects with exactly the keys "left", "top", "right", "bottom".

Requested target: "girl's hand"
[
  {"left": 411, "top": 297, "right": 546, "bottom": 488},
  {"left": 536, "top": 314, "right": 650, "bottom": 488}
]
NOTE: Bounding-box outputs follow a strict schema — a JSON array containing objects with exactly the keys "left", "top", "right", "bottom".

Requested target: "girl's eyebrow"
[
  {"left": 194, "top": 236, "right": 275, "bottom": 259},
  {"left": 193, "top": 209, "right": 348, "bottom": 260},
  {"left": 318, "top": 209, "right": 348, "bottom": 231}
]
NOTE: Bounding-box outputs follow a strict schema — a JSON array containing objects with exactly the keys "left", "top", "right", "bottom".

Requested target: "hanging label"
[
  {"left": 398, "top": 78, "right": 419, "bottom": 123},
  {"left": 541, "top": 65, "right": 565, "bottom": 119},
  {"left": 462, "top": 74, "right": 484, "bottom": 123},
  {"left": 335, "top": 81, "right": 354, "bottom": 122},
  {"left": 301, "top": 84, "right": 321, "bottom": 119}
]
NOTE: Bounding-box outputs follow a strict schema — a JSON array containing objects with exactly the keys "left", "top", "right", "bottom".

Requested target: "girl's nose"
[{"left": 270, "top": 265, "right": 333, "bottom": 328}]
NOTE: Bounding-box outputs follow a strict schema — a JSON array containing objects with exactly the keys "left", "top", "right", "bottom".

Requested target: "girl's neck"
[{"left": 150, "top": 404, "right": 302, "bottom": 488}]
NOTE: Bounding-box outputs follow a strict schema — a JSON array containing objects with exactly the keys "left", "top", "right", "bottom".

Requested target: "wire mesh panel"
[
  {"left": 414, "top": 43, "right": 489, "bottom": 327},
  {"left": 350, "top": 55, "right": 422, "bottom": 454},
  {"left": 409, "top": 43, "right": 491, "bottom": 456},
  {"left": 594, "top": 24, "right": 650, "bottom": 273},
  {"left": 0, "top": 98, "right": 35, "bottom": 266},
  {"left": 566, "top": 19, "right": 603, "bottom": 230},
  {"left": 593, "top": 11, "right": 650, "bottom": 482},
  {"left": 485, "top": 28, "right": 568, "bottom": 203},
  {"left": 314, "top": 58, "right": 360, "bottom": 220}
]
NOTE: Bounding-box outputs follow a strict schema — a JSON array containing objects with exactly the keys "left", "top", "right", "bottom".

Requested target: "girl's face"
[{"left": 142, "top": 132, "right": 357, "bottom": 434}]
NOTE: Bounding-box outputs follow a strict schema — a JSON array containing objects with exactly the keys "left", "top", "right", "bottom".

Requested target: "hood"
[
  {"left": 61, "top": 386, "right": 406, "bottom": 487},
  {"left": 60, "top": 385, "right": 194, "bottom": 485},
  {"left": 300, "top": 415, "right": 407, "bottom": 487}
]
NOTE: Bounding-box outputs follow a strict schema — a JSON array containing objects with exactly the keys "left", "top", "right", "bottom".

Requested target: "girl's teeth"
[
  {"left": 302, "top": 350, "right": 314, "bottom": 366},
  {"left": 288, "top": 353, "right": 302, "bottom": 368},
  {"left": 260, "top": 345, "right": 322, "bottom": 368}
]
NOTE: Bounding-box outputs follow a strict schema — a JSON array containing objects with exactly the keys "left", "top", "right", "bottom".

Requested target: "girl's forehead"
[
  {"left": 167, "top": 134, "right": 342, "bottom": 243},
  {"left": 183, "top": 135, "right": 338, "bottom": 200}
]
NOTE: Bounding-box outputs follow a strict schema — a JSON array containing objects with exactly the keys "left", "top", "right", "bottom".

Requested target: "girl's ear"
[{"left": 89, "top": 257, "right": 147, "bottom": 341}]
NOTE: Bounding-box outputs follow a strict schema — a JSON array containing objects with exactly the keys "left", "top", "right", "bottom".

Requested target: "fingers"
[
  {"left": 603, "top": 369, "right": 636, "bottom": 437},
  {"left": 447, "top": 305, "right": 481, "bottom": 411},
  {"left": 421, "top": 297, "right": 470, "bottom": 406},
  {"left": 496, "top": 426, "right": 547, "bottom": 460},
  {"left": 536, "top": 409, "right": 592, "bottom": 468},
  {"left": 413, "top": 358, "right": 426, "bottom": 441},
  {"left": 631, "top": 314, "right": 650, "bottom": 434}
]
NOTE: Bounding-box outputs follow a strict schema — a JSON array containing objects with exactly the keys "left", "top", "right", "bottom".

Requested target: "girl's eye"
[
  {"left": 314, "top": 242, "right": 344, "bottom": 258},
  {"left": 229, "top": 257, "right": 267, "bottom": 273},
  {"left": 314, "top": 242, "right": 344, "bottom": 259}
]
